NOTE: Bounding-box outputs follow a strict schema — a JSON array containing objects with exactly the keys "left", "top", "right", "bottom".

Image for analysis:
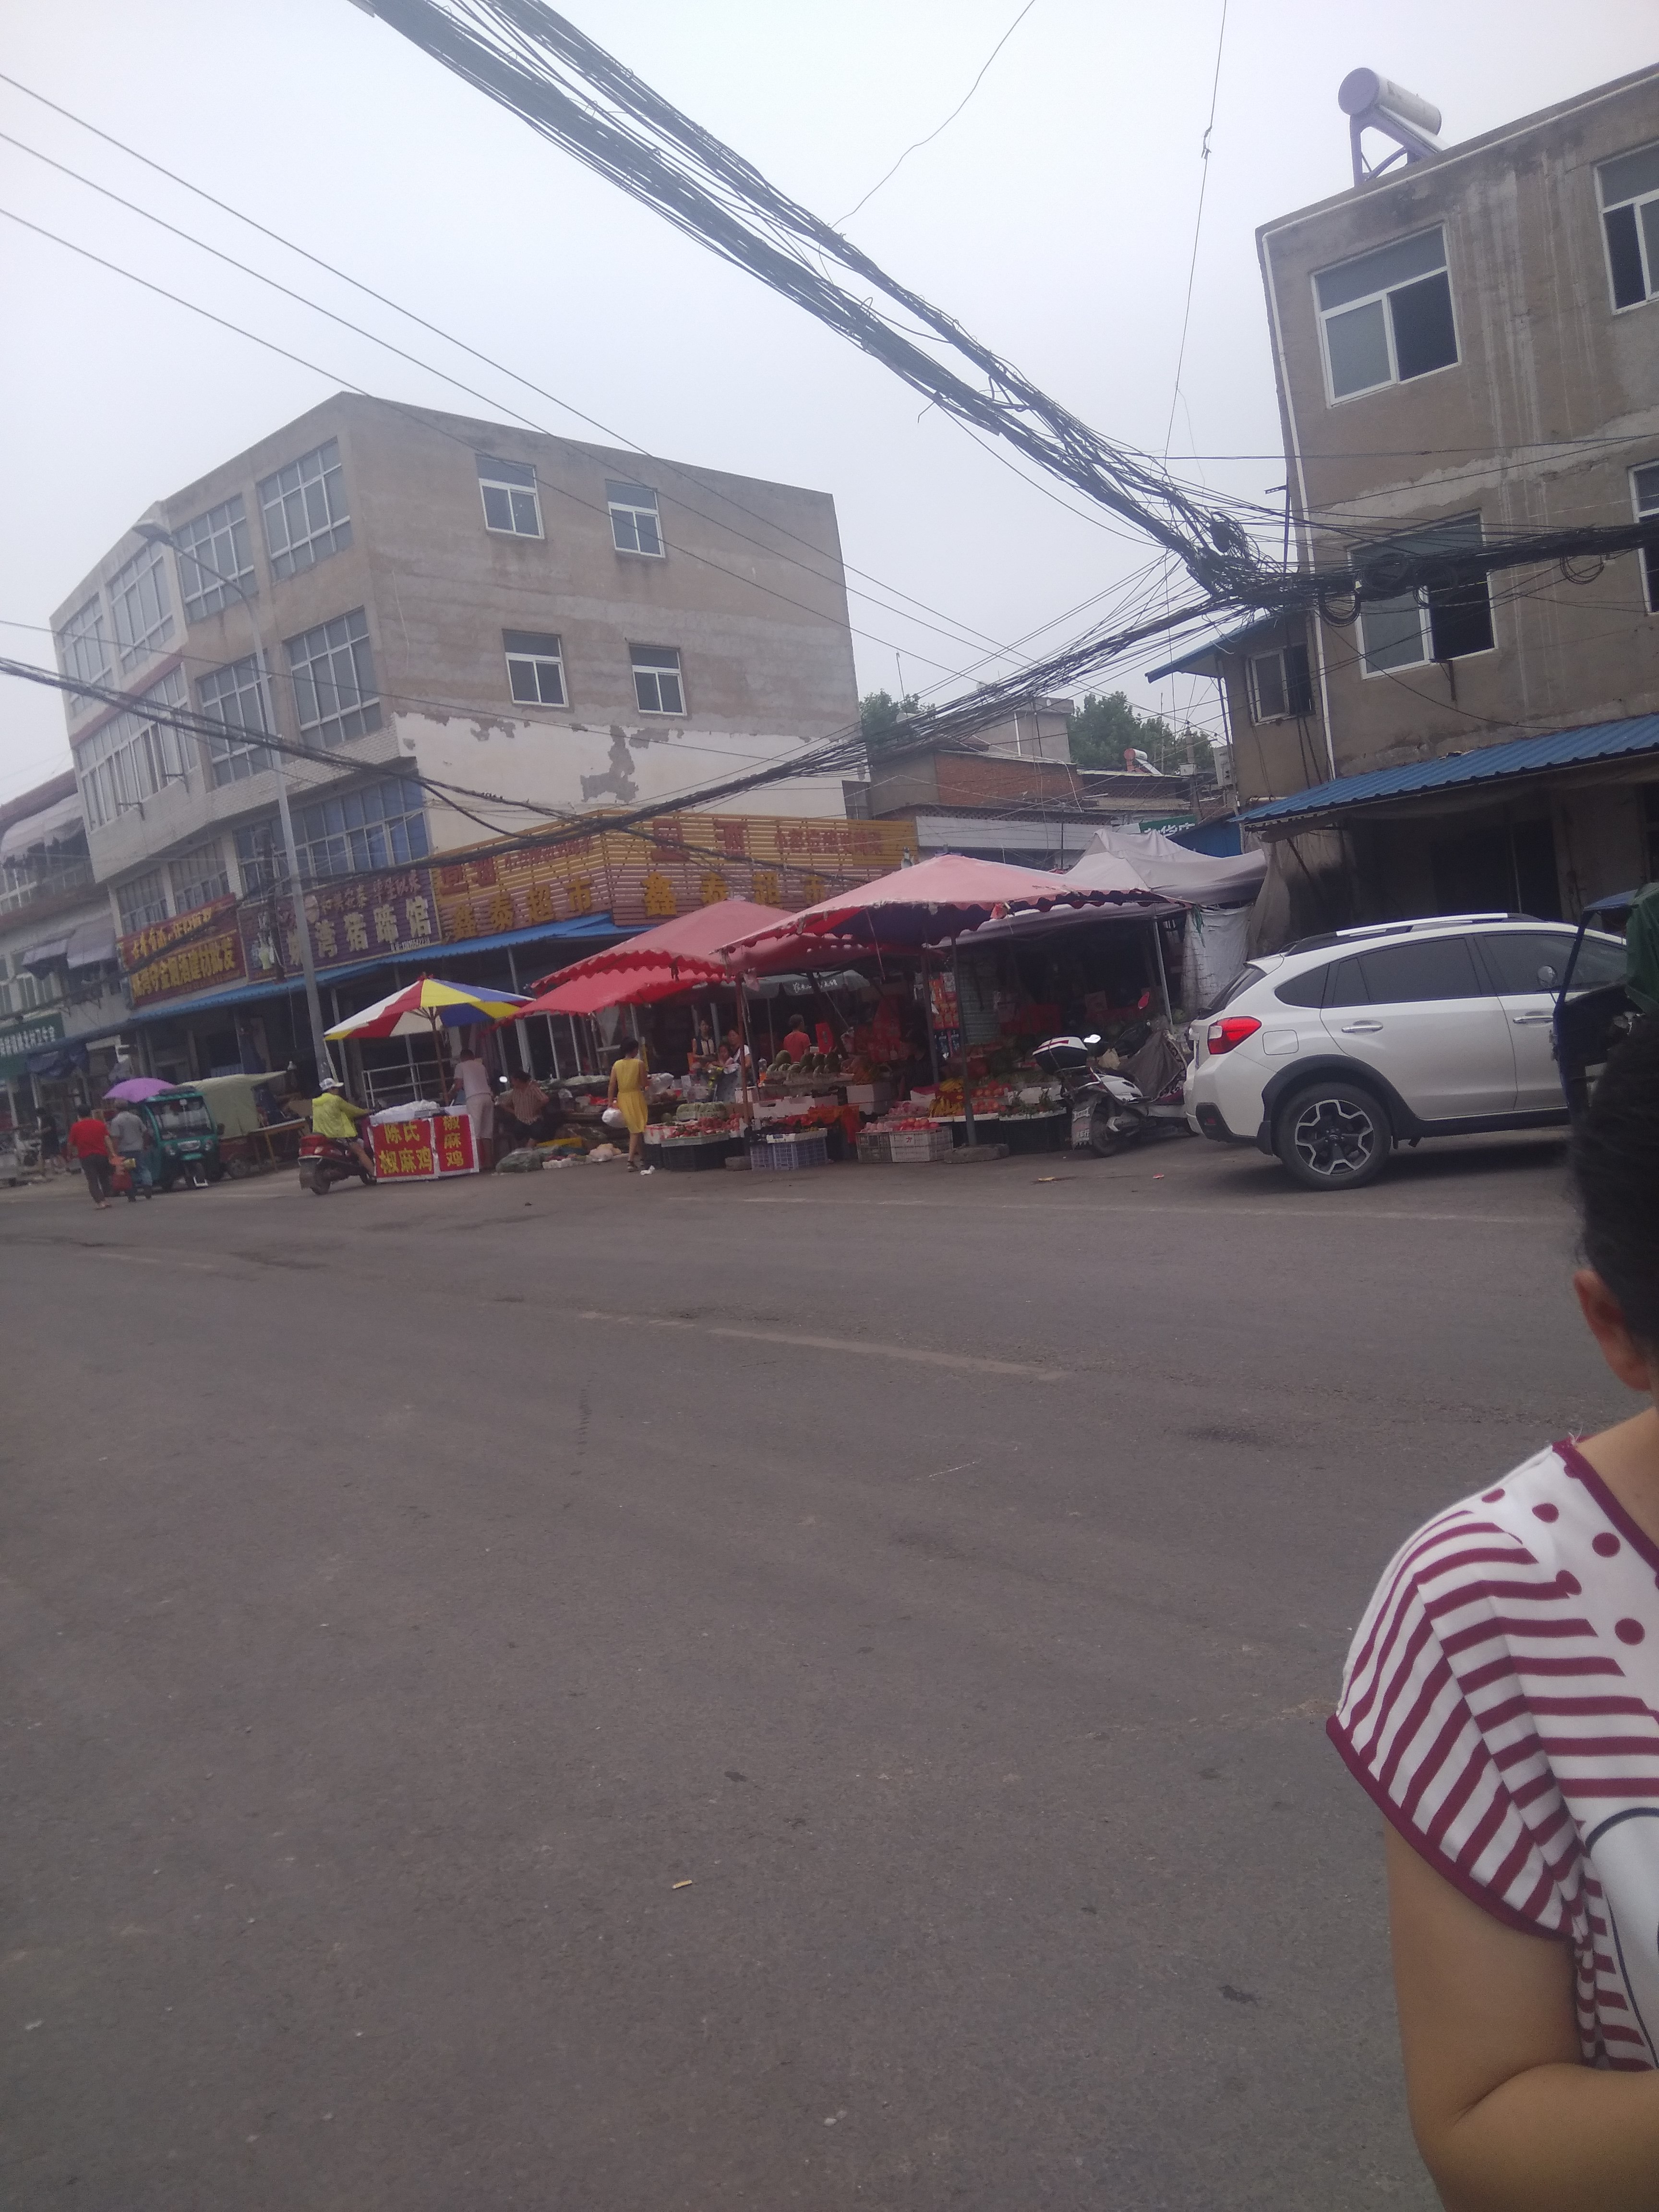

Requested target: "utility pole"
[{"left": 135, "top": 524, "right": 333, "bottom": 1083}]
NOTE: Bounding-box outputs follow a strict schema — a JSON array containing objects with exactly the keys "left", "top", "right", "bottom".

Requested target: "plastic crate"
[
  {"left": 887, "top": 1128, "right": 954, "bottom": 1163},
  {"left": 747, "top": 1131, "right": 830, "bottom": 1172},
  {"left": 1001, "top": 1112, "right": 1068, "bottom": 1155},
  {"left": 656, "top": 1138, "right": 744, "bottom": 1172},
  {"left": 856, "top": 1131, "right": 892, "bottom": 1166}
]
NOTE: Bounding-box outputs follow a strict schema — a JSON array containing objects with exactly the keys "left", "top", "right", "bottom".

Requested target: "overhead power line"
[
  {"left": 349, "top": 0, "right": 1262, "bottom": 598},
  {"left": 836, "top": 0, "right": 1038, "bottom": 227},
  {"left": 351, "top": 0, "right": 1659, "bottom": 648}
]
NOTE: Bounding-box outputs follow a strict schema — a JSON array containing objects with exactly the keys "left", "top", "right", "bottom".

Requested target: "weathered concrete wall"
[
  {"left": 55, "top": 395, "right": 862, "bottom": 909},
  {"left": 1258, "top": 66, "right": 1659, "bottom": 778},
  {"left": 397, "top": 711, "right": 851, "bottom": 848}
]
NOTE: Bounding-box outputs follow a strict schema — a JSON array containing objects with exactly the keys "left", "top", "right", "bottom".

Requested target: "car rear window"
[
  {"left": 1274, "top": 964, "right": 1332, "bottom": 1008},
  {"left": 1200, "top": 962, "right": 1267, "bottom": 1017},
  {"left": 1357, "top": 936, "right": 1486, "bottom": 1003}
]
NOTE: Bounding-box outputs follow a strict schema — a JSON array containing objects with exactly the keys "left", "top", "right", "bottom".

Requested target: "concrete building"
[
  {"left": 1157, "top": 63, "right": 1659, "bottom": 936},
  {"left": 0, "top": 773, "right": 127, "bottom": 1131},
  {"left": 49, "top": 395, "right": 866, "bottom": 1071},
  {"left": 856, "top": 696, "right": 1199, "bottom": 864}
]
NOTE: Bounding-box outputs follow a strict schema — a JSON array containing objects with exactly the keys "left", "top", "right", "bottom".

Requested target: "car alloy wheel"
[{"left": 1292, "top": 1093, "right": 1380, "bottom": 1185}]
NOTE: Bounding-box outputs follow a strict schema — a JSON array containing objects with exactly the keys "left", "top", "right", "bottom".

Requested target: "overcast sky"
[{"left": 1, "top": 0, "right": 1652, "bottom": 803}]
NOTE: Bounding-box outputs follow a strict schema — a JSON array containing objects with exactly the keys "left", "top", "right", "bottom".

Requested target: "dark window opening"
[
  {"left": 1605, "top": 204, "right": 1649, "bottom": 309},
  {"left": 1428, "top": 820, "right": 1559, "bottom": 921},
  {"left": 1389, "top": 273, "right": 1459, "bottom": 381},
  {"left": 1426, "top": 575, "right": 1495, "bottom": 661}
]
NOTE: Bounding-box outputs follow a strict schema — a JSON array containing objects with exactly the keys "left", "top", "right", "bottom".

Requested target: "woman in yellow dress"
[{"left": 606, "top": 1039, "right": 653, "bottom": 1173}]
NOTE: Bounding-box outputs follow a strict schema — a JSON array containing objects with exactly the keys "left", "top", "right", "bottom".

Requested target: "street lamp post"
[{"left": 135, "top": 523, "right": 333, "bottom": 1083}]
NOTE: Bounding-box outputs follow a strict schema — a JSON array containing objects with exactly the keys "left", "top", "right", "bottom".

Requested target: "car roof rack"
[{"left": 1285, "top": 913, "right": 1533, "bottom": 956}]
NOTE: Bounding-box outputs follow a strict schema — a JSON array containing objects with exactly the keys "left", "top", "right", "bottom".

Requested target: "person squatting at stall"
[
  {"left": 1331, "top": 1019, "right": 1659, "bottom": 2211},
  {"left": 67, "top": 1106, "right": 120, "bottom": 1209},
  {"left": 311, "top": 1078, "right": 376, "bottom": 1183},
  {"left": 606, "top": 1039, "right": 653, "bottom": 1173},
  {"left": 500, "top": 1068, "right": 558, "bottom": 1147}
]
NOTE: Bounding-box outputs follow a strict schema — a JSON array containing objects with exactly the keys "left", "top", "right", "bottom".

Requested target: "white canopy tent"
[{"left": 1063, "top": 826, "right": 1264, "bottom": 907}]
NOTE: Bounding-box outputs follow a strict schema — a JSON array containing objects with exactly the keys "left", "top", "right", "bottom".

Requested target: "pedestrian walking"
[
  {"left": 107, "top": 1103, "right": 156, "bottom": 1200},
  {"left": 1331, "top": 1019, "right": 1659, "bottom": 2207},
  {"left": 606, "top": 1039, "right": 653, "bottom": 1173},
  {"left": 66, "top": 1106, "right": 120, "bottom": 1209}
]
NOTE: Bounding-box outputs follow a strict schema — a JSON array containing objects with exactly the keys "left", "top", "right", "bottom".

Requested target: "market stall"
[
  {"left": 325, "top": 976, "right": 530, "bottom": 1180},
  {"left": 720, "top": 852, "right": 1153, "bottom": 1152}
]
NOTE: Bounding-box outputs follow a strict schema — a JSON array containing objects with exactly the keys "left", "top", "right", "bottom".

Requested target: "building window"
[
  {"left": 477, "top": 454, "right": 543, "bottom": 537},
  {"left": 176, "top": 495, "right": 256, "bottom": 620},
  {"left": 234, "top": 820, "right": 287, "bottom": 896},
  {"left": 117, "top": 867, "right": 170, "bottom": 936},
  {"left": 1246, "top": 641, "right": 1312, "bottom": 723},
  {"left": 58, "top": 595, "right": 111, "bottom": 713},
  {"left": 1355, "top": 515, "right": 1495, "bottom": 673},
  {"left": 630, "top": 644, "right": 684, "bottom": 716},
  {"left": 608, "top": 480, "right": 663, "bottom": 557},
  {"left": 504, "top": 629, "right": 566, "bottom": 706},
  {"left": 1635, "top": 462, "right": 1659, "bottom": 613},
  {"left": 285, "top": 609, "right": 380, "bottom": 746},
  {"left": 106, "top": 541, "right": 176, "bottom": 671},
  {"left": 258, "top": 439, "right": 350, "bottom": 579},
  {"left": 169, "top": 840, "right": 230, "bottom": 914},
  {"left": 1314, "top": 227, "right": 1457, "bottom": 401},
  {"left": 197, "top": 654, "right": 273, "bottom": 785},
  {"left": 1599, "top": 142, "right": 1659, "bottom": 310},
  {"left": 74, "top": 669, "right": 191, "bottom": 829},
  {"left": 290, "top": 776, "right": 429, "bottom": 883}
]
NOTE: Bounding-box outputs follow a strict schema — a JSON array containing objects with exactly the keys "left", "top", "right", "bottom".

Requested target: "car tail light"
[{"left": 1205, "top": 1016, "right": 1262, "bottom": 1055}]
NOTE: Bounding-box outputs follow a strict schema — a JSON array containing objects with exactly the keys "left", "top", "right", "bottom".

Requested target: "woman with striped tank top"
[{"left": 1334, "top": 1019, "right": 1659, "bottom": 2210}]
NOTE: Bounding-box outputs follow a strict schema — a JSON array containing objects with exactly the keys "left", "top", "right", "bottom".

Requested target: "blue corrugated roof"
[
  {"left": 123, "top": 912, "right": 638, "bottom": 1027},
  {"left": 1238, "top": 714, "right": 1659, "bottom": 825}
]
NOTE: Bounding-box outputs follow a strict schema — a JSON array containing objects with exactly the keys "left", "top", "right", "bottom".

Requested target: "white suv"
[{"left": 1185, "top": 914, "right": 1628, "bottom": 1191}]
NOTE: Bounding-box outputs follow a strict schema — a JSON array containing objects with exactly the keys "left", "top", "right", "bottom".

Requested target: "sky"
[{"left": 0, "top": 0, "right": 1653, "bottom": 805}]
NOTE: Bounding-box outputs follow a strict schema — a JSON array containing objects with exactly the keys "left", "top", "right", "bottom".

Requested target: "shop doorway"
[{"left": 1429, "top": 817, "right": 1559, "bottom": 920}]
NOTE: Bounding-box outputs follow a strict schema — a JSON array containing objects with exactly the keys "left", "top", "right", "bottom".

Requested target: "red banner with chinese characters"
[
  {"left": 121, "top": 896, "right": 249, "bottom": 1007},
  {"left": 371, "top": 1112, "right": 478, "bottom": 1181}
]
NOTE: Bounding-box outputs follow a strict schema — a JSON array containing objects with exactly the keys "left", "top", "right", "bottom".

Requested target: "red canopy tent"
[
  {"left": 521, "top": 898, "right": 890, "bottom": 1015},
  {"left": 523, "top": 899, "right": 793, "bottom": 1013}
]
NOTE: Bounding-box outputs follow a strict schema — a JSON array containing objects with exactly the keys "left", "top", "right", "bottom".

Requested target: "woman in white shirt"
[{"left": 451, "top": 1043, "right": 495, "bottom": 1164}]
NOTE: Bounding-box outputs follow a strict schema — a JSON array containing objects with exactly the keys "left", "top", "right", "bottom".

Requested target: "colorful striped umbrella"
[{"left": 324, "top": 975, "right": 530, "bottom": 1041}]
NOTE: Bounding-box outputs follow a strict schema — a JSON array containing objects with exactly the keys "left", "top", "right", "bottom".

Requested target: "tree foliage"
[
  {"left": 1067, "top": 691, "right": 1214, "bottom": 779},
  {"left": 859, "top": 689, "right": 922, "bottom": 755}
]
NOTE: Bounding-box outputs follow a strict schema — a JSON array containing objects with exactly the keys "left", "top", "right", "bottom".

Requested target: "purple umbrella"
[{"left": 104, "top": 1076, "right": 174, "bottom": 1102}]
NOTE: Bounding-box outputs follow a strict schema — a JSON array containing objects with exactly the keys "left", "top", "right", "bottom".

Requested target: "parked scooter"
[
  {"left": 1032, "top": 1032, "right": 1190, "bottom": 1157},
  {"left": 298, "top": 1130, "right": 376, "bottom": 1195}
]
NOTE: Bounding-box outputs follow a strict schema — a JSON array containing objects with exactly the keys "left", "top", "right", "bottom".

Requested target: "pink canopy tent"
[
  {"left": 719, "top": 852, "right": 1153, "bottom": 1148},
  {"left": 718, "top": 852, "right": 1147, "bottom": 962}
]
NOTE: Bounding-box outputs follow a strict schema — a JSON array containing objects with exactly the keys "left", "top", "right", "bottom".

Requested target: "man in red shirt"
[
  {"left": 780, "top": 1015, "right": 812, "bottom": 1065},
  {"left": 67, "top": 1107, "right": 119, "bottom": 1209}
]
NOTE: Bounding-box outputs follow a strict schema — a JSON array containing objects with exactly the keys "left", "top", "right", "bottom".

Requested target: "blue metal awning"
[
  {"left": 122, "top": 912, "right": 641, "bottom": 1027},
  {"left": 1238, "top": 713, "right": 1659, "bottom": 826}
]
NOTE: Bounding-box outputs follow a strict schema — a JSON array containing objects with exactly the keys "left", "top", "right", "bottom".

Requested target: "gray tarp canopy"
[{"left": 1064, "top": 827, "right": 1264, "bottom": 906}]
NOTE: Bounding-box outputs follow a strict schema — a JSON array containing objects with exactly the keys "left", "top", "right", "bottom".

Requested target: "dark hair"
[{"left": 1572, "top": 1018, "right": 1659, "bottom": 1349}]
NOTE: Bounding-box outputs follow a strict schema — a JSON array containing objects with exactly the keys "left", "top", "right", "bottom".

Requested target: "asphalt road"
[{"left": 1, "top": 1129, "right": 1628, "bottom": 2210}]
